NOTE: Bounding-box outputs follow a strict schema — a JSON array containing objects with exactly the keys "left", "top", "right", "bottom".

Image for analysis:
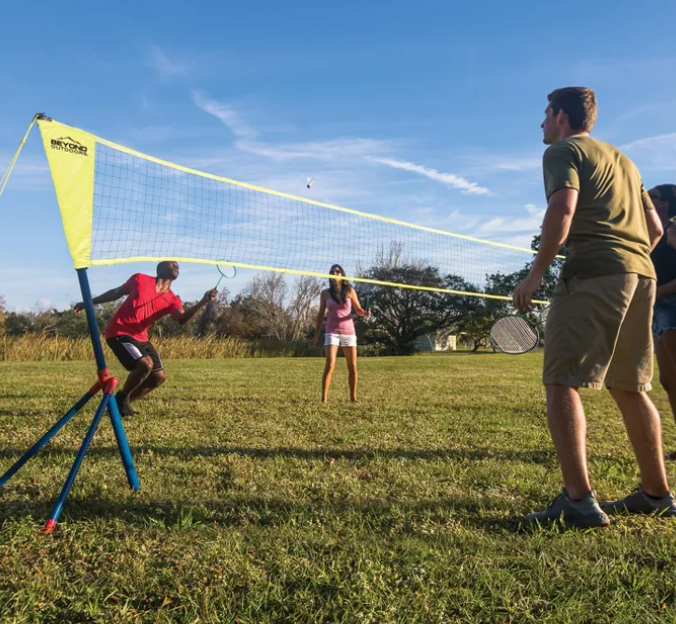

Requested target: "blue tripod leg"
[
  {"left": 108, "top": 395, "right": 140, "bottom": 491},
  {"left": 0, "top": 389, "right": 97, "bottom": 489},
  {"left": 42, "top": 392, "right": 111, "bottom": 533}
]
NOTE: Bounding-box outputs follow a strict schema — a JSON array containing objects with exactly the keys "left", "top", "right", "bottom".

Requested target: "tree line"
[{"left": 0, "top": 235, "right": 563, "bottom": 354}]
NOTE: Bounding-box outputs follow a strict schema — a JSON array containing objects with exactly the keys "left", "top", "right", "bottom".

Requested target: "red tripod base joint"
[
  {"left": 88, "top": 369, "right": 119, "bottom": 396},
  {"left": 41, "top": 519, "right": 57, "bottom": 534},
  {"left": 103, "top": 377, "right": 119, "bottom": 395}
]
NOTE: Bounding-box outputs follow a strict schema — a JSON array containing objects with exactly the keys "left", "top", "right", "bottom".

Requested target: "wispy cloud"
[
  {"left": 621, "top": 132, "right": 676, "bottom": 171},
  {"left": 477, "top": 216, "right": 542, "bottom": 236},
  {"left": 617, "top": 101, "right": 676, "bottom": 122},
  {"left": 484, "top": 157, "right": 541, "bottom": 172},
  {"left": 461, "top": 152, "right": 542, "bottom": 175},
  {"left": 12, "top": 162, "right": 50, "bottom": 176},
  {"left": 192, "top": 92, "right": 492, "bottom": 200},
  {"left": 192, "top": 91, "right": 257, "bottom": 139},
  {"left": 194, "top": 90, "right": 388, "bottom": 160},
  {"left": 370, "top": 157, "right": 490, "bottom": 195},
  {"left": 147, "top": 44, "right": 193, "bottom": 82},
  {"left": 621, "top": 132, "right": 676, "bottom": 152},
  {"left": 415, "top": 207, "right": 435, "bottom": 215},
  {"left": 123, "top": 125, "right": 176, "bottom": 143},
  {"left": 574, "top": 56, "right": 676, "bottom": 82},
  {"left": 525, "top": 203, "right": 545, "bottom": 218},
  {"left": 0, "top": 157, "right": 51, "bottom": 191},
  {"left": 469, "top": 203, "right": 545, "bottom": 248},
  {"left": 410, "top": 205, "right": 541, "bottom": 251},
  {"left": 239, "top": 137, "right": 389, "bottom": 161}
]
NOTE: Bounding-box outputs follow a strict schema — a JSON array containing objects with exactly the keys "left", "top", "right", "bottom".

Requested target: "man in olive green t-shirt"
[{"left": 513, "top": 87, "right": 676, "bottom": 527}]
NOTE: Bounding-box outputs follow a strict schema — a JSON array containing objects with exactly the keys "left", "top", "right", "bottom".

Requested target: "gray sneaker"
[
  {"left": 528, "top": 489, "right": 610, "bottom": 528},
  {"left": 601, "top": 485, "right": 676, "bottom": 517}
]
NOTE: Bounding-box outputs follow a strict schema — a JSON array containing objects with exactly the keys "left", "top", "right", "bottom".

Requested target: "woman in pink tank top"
[{"left": 311, "top": 264, "right": 368, "bottom": 403}]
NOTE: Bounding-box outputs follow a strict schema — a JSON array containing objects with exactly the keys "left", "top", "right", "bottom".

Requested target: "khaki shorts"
[{"left": 543, "top": 273, "right": 655, "bottom": 391}]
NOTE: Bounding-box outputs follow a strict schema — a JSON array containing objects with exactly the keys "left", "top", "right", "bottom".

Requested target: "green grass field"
[{"left": 2, "top": 353, "right": 676, "bottom": 623}]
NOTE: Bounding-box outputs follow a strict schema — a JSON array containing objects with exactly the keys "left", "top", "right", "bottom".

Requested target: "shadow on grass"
[
  {"left": 0, "top": 445, "right": 556, "bottom": 464},
  {"left": 0, "top": 446, "right": 552, "bottom": 534},
  {"left": 0, "top": 493, "right": 528, "bottom": 533}
]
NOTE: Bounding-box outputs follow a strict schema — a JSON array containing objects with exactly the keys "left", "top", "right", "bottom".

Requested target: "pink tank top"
[{"left": 325, "top": 294, "right": 355, "bottom": 335}]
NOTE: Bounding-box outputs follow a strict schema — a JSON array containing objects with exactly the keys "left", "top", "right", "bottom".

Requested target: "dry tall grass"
[{"left": 0, "top": 335, "right": 253, "bottom": 362}]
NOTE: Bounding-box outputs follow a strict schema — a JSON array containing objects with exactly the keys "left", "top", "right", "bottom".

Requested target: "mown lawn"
[{"left": 1, "top": 353, "right": 676, "bottom": 623}]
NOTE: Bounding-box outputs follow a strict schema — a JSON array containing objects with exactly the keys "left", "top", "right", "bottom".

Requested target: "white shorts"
[{"left": 324, "top": 333, "right": 357, "bottom": 348}]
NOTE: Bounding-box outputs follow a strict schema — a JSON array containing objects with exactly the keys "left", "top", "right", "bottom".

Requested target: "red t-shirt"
[{"left": 105, "top": 274, "right": 182, "bottom": 342}]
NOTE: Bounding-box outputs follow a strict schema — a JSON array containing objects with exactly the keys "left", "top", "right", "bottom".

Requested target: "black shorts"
[{"left": 106, "top": 335, "right": 163, "bottom": 372}]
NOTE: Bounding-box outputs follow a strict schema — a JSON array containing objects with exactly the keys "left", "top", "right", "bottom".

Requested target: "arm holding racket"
[
  {"left": 171, "top": 289, "right": 217, "bottom": 324},
  {"left": 513, "top": 187, "right": 578, "bottom": 312},
  {"left": 310, "top": 291, "right": 327, "bottom": 349}
]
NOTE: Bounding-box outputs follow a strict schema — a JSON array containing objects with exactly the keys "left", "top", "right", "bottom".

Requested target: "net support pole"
[
  {"left": 76, "top": 268, "right": 107, "bottom": 372},
  {"left": 0, "top": 267, "right": 141, "bottom": 532},
  {"left": 40, "top": 269, "right": 141, "bottom": 533},
  {"left": 75, "top": 268, "right": 140, "bottom": 491},
  {"left": 1, "top": 115, "right": 140, "bottom": 532},
  {"left": 108, "top": 390, "right": 140, "bottom": 491}
]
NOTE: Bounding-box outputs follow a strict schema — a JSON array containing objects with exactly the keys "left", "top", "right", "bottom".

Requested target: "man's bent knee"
[
  {"left": 151, "top": 370, "right": 166, "bottom": 386},
  {"left": 136, "top": 356, "right": 154, "bottom": 374}
]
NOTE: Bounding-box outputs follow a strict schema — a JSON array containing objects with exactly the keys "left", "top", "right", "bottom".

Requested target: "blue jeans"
[{"left": 653, "top": 293, "right": 676, "bottom": 340}]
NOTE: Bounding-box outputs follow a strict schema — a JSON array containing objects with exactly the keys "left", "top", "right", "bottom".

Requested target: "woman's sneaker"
[
  {"left": 601, "top": 485, "right": 676, "bottom": 517},
  {"left": 528, "top": 489, "right": 610, "bottom": 528}
]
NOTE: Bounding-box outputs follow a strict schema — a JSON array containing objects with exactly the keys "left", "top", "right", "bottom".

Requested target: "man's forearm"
[{"left": 179, "top": 299, "right": 208, "bottom": 324}]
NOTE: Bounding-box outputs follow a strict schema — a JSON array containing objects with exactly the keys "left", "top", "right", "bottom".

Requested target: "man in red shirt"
[{"left": 75, "top": 261, "right": 216, "bottom": 416}]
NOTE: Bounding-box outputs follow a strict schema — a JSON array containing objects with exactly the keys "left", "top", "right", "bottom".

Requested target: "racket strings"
[{"left": 490, "top": 316, "right": 539, "bottom": 354}]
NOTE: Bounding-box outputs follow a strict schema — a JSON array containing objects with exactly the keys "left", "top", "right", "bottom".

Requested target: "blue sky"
[{"left": 1, "top": 0, "right": 676, "bottom": 311}]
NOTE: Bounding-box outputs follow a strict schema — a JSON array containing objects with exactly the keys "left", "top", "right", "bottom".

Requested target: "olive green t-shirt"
[{"left": 543, "top": 135, "right": 655, "bottom": 280}]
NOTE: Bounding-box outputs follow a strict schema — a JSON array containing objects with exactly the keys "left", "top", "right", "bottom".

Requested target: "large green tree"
[{"left": 356, "top": 262, "right": 481, "bottom": 354}]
